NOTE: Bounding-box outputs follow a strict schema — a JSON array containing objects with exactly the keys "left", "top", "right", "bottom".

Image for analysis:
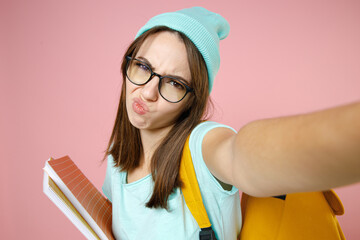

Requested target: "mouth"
[{"left": 132, "top": 98, "right": 149, "bottom": 115}]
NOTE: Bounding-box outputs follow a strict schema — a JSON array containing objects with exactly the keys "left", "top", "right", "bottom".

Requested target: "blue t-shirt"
[{"left": 102, "top": 121, "right": 242, "bottom": 239}]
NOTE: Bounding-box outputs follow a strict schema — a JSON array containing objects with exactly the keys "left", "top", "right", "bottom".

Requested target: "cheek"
[
  {"left": 125, "top": 81, "right": 132, "bottom": 94},
  {"left": 125, "top": 84, "right": 133, "bottom": 114},
  {"left": 160, "top": 102, "right": 187, "bottom": 120}
]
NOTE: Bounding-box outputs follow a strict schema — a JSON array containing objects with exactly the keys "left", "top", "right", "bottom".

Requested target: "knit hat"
[{"left": 135, "top": 7, "right": 230, "bottom": 93}]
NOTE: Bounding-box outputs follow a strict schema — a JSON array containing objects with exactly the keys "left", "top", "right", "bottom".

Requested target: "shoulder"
[
  {"left": 190, "top": 121, "right": 237, "bottom": 158},
  {"left": 189, "top": 121, "right": 237, "bottom": 187},
  {"left": 190, "top": 121, "right": 236, "bottom": 144}
]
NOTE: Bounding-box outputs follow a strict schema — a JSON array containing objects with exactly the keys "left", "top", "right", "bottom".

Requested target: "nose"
[{"left": 140, "top": 76, "right": 159, "bottom": 102}]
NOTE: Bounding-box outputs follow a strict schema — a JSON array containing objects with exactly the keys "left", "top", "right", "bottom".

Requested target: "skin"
[
  {"left": 125, "top": 31, "right": 360, "bottom": 195},
  {"left": 125, "top": 31, "right": 191, "bottom": 183},
  {"left": 203, "top": 101, "right": 360, "bottom": 197}
]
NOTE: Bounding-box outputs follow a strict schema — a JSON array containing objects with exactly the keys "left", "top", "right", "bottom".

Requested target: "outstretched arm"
[{"left": 203, "top": 101, "right": 360, "bottom": 197}]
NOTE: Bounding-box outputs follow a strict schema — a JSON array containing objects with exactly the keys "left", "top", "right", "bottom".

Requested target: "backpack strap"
[{"left": 180, "top": 136, "right": 217, "bottom": 240}]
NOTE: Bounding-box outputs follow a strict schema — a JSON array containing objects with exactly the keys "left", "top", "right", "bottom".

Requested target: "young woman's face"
[{"left": 125, "top": 31, "right": 191, "bottom": 132}]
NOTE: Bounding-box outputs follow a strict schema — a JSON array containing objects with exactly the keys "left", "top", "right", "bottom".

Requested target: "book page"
[{"left": 48, "top": 176, "right": 100, "bottom": 239}]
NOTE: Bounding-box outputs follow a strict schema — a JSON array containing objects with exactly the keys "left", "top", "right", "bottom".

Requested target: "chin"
[{"left": 128, "top": 116, "right": 148, "bottom": 130}]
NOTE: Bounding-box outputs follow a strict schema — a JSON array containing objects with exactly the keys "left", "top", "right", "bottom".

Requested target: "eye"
[
  {"left": 135, "top": 61, "right": 151, "bottom": 72},
  {"left": 166, "top": 79, "right": 185, "bottom": 90}
]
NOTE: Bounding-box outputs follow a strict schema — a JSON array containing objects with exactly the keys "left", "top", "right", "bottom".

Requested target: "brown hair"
[{"left": 103, "top": 26, "right": 212, "bottom": 209}]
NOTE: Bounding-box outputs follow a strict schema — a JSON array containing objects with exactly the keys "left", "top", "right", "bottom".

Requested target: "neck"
[{"left": 139, "top": 125, "right": 173, "bottom": 166}]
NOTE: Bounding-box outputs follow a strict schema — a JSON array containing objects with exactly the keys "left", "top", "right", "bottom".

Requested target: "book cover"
[{"left": 43, "top": 156, "right": 115, "bottom": 240}]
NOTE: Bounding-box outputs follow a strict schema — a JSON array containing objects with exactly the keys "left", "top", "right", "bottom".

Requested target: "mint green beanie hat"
[{"left": 135, "top": 7, "right": 230, "bottom": 93}]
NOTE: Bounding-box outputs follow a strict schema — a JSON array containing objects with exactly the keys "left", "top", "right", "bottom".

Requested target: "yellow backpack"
[{"left": 179, "top": 136, "right": 346, "bottom": 240}]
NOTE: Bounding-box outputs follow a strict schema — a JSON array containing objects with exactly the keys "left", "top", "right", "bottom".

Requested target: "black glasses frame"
[{"left": 125, "top": 56, "right": 194, "bottom": 103}]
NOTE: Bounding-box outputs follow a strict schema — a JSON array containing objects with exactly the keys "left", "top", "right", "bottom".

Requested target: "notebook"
[{"left": 43, "top": 156, "right": 115, "bottom": 240}]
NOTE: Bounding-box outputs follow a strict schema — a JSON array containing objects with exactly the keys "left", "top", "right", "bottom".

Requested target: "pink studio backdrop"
[{"left": 1, "top": 0, "right": 359, "bottom": 239}]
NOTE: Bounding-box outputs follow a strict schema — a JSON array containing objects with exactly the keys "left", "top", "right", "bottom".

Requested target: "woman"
[{"left": 102, "top": 7, "right": 360, "bottom": 239}]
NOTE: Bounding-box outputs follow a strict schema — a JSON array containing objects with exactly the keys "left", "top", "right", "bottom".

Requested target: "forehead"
[{"left": 135, "top": 31, "right": 191, "bottom": 81}]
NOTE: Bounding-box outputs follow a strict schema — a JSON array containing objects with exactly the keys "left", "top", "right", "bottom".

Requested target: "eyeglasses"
[{"left": 125, "top": 56, "right": 193, "bottom": 103}]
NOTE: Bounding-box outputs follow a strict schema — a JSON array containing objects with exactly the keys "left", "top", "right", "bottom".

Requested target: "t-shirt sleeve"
[
  {"left": 102, "top": 154, "right": 114, "bottom": 202},
  {"left": 189, "top": 121, "right": 238, "bottom": 195}
]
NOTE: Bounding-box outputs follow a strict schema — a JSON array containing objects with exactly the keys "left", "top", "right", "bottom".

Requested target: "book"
[{"left": 43, "top": 156, "right": 115, "bottom": 240}]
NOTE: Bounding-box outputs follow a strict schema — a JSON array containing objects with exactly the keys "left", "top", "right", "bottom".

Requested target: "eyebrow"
[{"left": 137, "top": 56, "right": 191, "bottom": 86}]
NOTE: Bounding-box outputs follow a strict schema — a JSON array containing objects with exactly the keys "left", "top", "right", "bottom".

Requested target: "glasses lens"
[
  {"left": 126, "top": 59, "right": 151, "bottom": 84},
  {"left": 159, "top": 77, "right": 187, "bottom": 102}
]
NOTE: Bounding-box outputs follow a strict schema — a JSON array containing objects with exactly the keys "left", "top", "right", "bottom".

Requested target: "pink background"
[{"left": 1, "top": 0, "right": 359, "bottom": 239}]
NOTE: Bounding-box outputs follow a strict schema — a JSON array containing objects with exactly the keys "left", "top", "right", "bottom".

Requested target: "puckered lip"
[{"left": 133, "top": 97, "right": 149, "bottom": 112}]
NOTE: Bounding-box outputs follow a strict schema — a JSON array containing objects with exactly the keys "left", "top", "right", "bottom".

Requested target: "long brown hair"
[{"left": 103, "top": 26, "right": 212, "bottom": 209}]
